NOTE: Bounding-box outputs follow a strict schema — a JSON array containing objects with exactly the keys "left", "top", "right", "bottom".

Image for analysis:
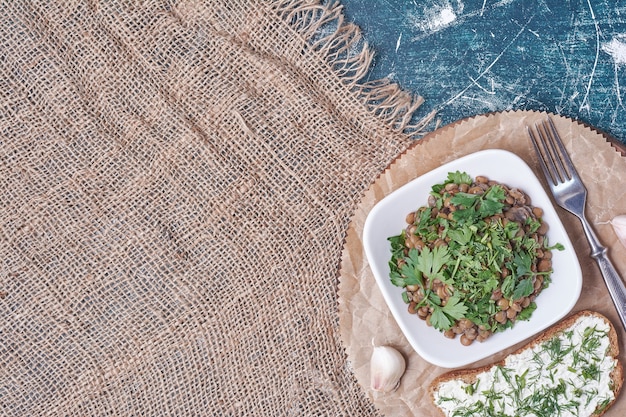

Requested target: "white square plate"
[{"left": 363, "top": 149, "right": 582, "bottom": 368}]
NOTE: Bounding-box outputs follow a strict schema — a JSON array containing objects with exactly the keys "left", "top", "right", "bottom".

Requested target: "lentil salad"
[{"left": 388, "top": 171, "right": 564, "bottom": 346}]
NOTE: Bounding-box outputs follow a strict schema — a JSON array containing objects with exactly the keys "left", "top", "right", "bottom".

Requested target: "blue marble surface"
[{"left": 340, "top": 0, "right": 626, "bottom": 144}]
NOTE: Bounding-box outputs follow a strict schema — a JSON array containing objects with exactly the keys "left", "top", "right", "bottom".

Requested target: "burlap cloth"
[
  {"left": 0, "top": 1, "right": 436, "bottom": 415},
  {"left": 338, "top": 110, "right": 626, "bottom": 416}
]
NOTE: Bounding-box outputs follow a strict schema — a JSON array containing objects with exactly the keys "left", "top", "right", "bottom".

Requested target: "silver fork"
[{"left": 528, "top": 118, "right": 626, "bottom": 331}]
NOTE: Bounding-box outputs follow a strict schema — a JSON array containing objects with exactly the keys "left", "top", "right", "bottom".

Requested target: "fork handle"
[{"left": 580, "top": 216, "right": 626, "bottom": 331}]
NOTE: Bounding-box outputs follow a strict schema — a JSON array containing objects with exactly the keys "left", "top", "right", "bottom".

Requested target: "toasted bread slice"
[{"left": 430, "top": 310, "right": 623, "bottom": 417}]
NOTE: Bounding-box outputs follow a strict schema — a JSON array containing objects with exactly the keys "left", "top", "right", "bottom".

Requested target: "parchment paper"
[{"left": 338, "top": 110, "right": 626, "bottom": 416}]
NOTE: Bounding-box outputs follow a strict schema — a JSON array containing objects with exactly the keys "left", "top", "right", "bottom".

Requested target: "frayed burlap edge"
[{"left": 273, "top": 0, "right": 437, "bottom": 137}]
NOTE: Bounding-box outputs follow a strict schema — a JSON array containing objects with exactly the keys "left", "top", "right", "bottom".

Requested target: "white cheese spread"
[{"left": 433, "top": 315, "right": 617, "bottom": 417}]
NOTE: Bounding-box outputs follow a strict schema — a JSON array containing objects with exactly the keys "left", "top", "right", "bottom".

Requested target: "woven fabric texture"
[{"left": 0, "top": 1, "right": 430, "bottom": 415}]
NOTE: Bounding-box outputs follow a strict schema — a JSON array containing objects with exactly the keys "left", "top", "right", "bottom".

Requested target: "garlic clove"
[
  {"left": 370, "top": 345, "right": 406, "bottom": 393},
  {"left": 610, "top": 215, "right": 626, "bottom": 249}
]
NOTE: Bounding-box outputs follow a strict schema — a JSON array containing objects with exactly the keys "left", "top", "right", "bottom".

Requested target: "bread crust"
[{"left": 429, "top": 310, "right": 623, "bottom": 417}]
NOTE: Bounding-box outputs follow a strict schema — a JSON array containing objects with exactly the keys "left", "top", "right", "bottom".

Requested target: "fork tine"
[
  {"left": 528, "top": 118, "right": 578, "bottom": 186},
  {"left": 538, "top": 121, "right": 567, "bottom": 184},
  {"left": 527, "top": 124, "right": 559, "bottom": 185},
  {"left": 544, "top": 118, "right": 577, "bottom": 181}
]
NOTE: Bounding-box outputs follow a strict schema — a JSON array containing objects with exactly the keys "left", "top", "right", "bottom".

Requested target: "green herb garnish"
[{"left": 434, "top": 316, "right": 618, "bottom": 417}]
